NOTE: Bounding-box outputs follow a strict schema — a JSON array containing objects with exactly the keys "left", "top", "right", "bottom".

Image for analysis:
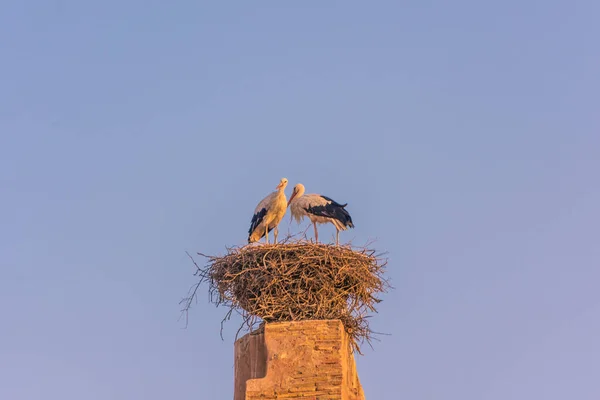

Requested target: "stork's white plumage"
[
  {"left": 248, "top": 178, "right": 288, "bottom": 244},
  {"left": 287, "top": 183, "right": 354, "bottom": 245}
]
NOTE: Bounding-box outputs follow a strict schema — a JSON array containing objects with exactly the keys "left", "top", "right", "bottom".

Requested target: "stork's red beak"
[{"left": 287, "top": 191, "right": 296, "bottom": 207}]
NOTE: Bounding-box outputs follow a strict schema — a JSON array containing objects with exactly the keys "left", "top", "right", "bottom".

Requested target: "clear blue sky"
[{"left": 1, "top": 1, "right": 599, "bottom": 399}]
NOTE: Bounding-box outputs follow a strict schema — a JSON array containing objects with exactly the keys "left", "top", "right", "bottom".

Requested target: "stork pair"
[{"left": 248, "top": 178, "right": 354, "bottom": 245}]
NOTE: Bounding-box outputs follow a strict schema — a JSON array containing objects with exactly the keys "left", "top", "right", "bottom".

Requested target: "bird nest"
[{"left": 182, "top": 239, "right": 389, "bottom": 353}]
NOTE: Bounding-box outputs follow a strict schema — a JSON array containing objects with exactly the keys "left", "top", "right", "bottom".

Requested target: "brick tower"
[{"left": 234, "top": 320, "right": 365, "bottom": 400}]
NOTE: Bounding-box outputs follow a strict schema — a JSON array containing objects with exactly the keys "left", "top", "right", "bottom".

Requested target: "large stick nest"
[{"left": 183, "top": 239, "right": 389, "bottom": 353}]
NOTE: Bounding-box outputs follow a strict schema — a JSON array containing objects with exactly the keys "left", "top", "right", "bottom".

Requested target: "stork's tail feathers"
[
  {"left": 333, "top": 204, "right": 354, "bottom": 229},
  {"left": 337, "top": 203, "right": 354, "bottom": 228},
  {"left": 341, "top": 208, "right": 354, "bottom": 229}
]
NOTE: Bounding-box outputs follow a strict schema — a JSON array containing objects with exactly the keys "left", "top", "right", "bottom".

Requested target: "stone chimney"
[{"left": 234, "top": 320, "right": 365, "bottom": 400}]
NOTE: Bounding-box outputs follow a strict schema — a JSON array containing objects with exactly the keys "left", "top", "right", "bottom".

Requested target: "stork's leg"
[
  {"left": 313, "top": 222, "right": 319, "bottom": 243},
  {"left": 274, "top": 226, "right": 278, "bottom": 244},
  {"left": 336, "top": 229, "right": 340, "bottom": 246},
  {"left": 265, "top": 225, "right": 269, "bottom": 244}
]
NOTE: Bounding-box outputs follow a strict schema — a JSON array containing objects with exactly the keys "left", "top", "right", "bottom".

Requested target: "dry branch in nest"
[{"left": 182, "top": 238, "right": 389, "bottom": 353}]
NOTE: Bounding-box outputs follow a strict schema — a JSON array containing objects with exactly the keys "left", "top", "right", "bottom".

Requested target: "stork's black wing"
[
  {"left": 305, "top": 195, "right": 355, "bottom": 228},
  {"left": 248, "top": 208, "right": 267, "bottom": 236},
  {"left": 248, "top": 207, "right": 275, "bottom": 241}
]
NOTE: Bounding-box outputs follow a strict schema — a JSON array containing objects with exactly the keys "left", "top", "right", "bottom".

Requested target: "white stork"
[
  {"left": 248, "top": 178, "right": 288, "bottom": 244},
  {"left": 287, "top": 183, "right": 354, "bottom": 245}
]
